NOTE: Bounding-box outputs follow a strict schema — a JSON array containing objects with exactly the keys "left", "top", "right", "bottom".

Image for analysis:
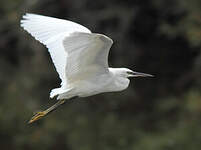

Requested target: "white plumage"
[
  {"left": 21, "top": 13, "right": 152, "bottom": 100},
  {"left": 21, "top": 14, "right": 90, "bottom": 86}
]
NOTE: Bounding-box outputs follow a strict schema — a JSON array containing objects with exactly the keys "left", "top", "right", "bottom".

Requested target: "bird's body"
[
  {"left": 20, "top": 13, "right": 152, "bottom": 123},
  {"left": 54, "top": 68, "right": 130, "bottom": 99}
]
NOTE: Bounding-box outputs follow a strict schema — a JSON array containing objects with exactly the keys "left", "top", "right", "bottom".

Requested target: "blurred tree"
[{"left": 0, "top": 0, "right": 201, "bottom": 150}]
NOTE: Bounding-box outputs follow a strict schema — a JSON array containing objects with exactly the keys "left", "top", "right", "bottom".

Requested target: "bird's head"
[{"left": 113, "top": 68, "right": 153, "bottom": 78}]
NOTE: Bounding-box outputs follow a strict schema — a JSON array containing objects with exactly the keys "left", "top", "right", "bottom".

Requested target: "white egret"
[{"left": 20, "top": 13, "right": 153, "bottom": 123}]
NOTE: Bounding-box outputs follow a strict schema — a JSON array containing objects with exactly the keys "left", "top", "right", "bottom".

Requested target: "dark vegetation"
[{"left": 0, "top": 0, "right": 201, "bottom": 149}]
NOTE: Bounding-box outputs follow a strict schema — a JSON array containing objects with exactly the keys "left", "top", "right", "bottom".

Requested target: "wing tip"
[
  {"left": 20, "top": 13, "right": 32, "bottom": 27},
  {"left": 21, "top": 13, "right": 42, "bottom": 22},
  {"left": 97, "top": 34, "right": 113, "bottom": 44}
]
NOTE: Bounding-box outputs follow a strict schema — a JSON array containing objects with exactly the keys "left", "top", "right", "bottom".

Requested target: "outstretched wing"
[
  {"left": 20, "top": 13, "right": 91, "bottom": 86},
  {"left": 63, "top": 32, "right": 113, "bottom": 83}
]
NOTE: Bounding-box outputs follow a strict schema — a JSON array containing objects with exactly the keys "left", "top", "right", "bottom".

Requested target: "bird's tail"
[{"left": 50, "top": 87, "right": 75, "bottom": 99}]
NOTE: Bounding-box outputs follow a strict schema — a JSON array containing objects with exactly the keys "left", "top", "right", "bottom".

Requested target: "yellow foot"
[{"left": 28, "top": 111, "right": 46, "bottom": 124}]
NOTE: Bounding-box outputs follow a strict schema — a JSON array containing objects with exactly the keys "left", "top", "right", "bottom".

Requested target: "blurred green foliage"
[{"left": 1, "top": 0, "right": 201, "bottom": 150}]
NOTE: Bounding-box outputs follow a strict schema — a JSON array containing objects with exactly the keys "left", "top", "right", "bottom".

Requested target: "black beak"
[{"left": 130, "top": 71, "right": 154, "bottom": 77}]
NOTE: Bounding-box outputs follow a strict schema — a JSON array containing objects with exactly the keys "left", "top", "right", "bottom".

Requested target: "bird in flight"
[{"left": 20, "top": 13, "right": 153, "bottom": 124}]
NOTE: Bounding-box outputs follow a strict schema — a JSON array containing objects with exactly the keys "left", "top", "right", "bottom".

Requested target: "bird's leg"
[{"left": 28, "top": 99, "right": 66, "bottom": 124}]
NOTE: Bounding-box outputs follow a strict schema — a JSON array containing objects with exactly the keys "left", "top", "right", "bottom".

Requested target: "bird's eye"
[{"left": 127, "top": 71, "right": 134, "bottom": 75}]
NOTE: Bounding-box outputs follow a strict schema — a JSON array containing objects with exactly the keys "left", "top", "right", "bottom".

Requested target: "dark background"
[{"left": 1, "top": 0, "right": 201, "bottom": 150}]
